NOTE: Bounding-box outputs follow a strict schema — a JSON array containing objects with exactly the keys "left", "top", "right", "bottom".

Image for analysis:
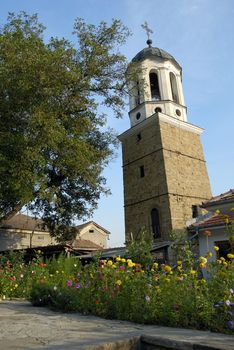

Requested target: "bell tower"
[{"left": 119, "top": 27, "right": 212, "bottom": 243}]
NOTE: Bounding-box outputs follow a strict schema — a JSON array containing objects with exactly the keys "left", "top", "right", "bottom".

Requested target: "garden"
[{"left": 0, "top": 236, "right": 233, "bottom": 335}]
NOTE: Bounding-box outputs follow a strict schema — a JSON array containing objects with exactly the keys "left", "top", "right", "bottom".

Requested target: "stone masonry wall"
[{"left": 121, "top": 114, "right": 212, "bottom": 241}]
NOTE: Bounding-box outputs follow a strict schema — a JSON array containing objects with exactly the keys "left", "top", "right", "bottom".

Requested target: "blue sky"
[{"left": 1, "top": 1, "right": 234, "bottom": 247}]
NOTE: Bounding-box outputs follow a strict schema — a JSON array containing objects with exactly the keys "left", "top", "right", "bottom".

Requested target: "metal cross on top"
[
  {"left": 141, "top": 21, "right": 153, "bottom": 47},
  {"left": 141, "top": 21, "right": 153, "bottom": 40}
]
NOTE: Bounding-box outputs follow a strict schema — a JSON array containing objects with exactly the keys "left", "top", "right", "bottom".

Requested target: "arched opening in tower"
[
  {"left": 169, "top": 72, "right": 179, "bottom": 103},
  {"left": 149, "top": 72, "right": 160, "bottom": 101}
]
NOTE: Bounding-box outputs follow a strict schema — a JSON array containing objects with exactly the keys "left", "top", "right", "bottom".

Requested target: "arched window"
[
  {"left": 149, "top": 72, "right": 160, "bottom": 101},
  {"left": 170, "top": 72, "right": 179, "bottom": 103},
  {"left": 151, "top": 208, "right": 161, "bottom": 239}
]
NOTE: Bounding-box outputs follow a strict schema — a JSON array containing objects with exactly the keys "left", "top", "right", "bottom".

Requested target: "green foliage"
[
  {"left": 1, "top": 249, "right": 233, "bottom": 334},
  {"left": 0, "top": 12, "right": 131, "bottom": 240},
  {"left": 125, "top": 230, "right": 153, "bottom": 269},
  {"left": 170, "top": 230, "right": 196, "bottom": 268}
]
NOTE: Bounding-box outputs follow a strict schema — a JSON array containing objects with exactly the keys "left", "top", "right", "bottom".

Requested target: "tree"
[{"left": 0, "top": 12, "right": 131, "bottom": 240}]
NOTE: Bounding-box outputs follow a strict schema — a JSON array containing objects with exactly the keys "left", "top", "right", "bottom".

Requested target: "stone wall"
[{"left": 121, "top": 115, "right": 212, "bottom": 241}]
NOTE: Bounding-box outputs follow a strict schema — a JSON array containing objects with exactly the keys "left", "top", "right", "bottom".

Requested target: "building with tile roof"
[
  {"left": 188, "top": 189, "right": 234, "bottom": 263},
  {"left": 0, "top": 214, "right": 110, "bottom": 252}
]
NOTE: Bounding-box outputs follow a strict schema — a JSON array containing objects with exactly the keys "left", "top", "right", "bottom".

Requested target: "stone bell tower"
[{"left": 118, "top": 28, "right": 212, "bottom": 243}]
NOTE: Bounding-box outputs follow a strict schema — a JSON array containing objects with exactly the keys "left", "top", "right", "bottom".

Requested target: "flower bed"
[{"left": 0, "top": 250, "right": 233, "bottom": 334}]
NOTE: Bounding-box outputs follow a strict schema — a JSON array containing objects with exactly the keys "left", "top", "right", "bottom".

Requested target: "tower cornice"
[{"left": 118, "top": 112, "right": 203, "bottom": 141}]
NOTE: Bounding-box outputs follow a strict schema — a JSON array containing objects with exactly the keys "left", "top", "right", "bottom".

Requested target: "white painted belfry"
[{"left": 128, "top": 47, "right": 187, "bottom": 127}]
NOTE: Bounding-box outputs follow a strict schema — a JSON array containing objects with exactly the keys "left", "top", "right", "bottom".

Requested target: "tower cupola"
[{"left": 127, "top": 38, "right": 187, "bottom": 127}]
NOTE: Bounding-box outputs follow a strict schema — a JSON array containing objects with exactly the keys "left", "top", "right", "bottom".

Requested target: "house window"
[
  {"left": 215, "top": 240, "right": 231, "bottom": 259},
  {"left": 170, "top": 72, "right": 179, "bottom": 103},
  {"left": 139, "top": 165, "right": 145, "bottom": 178},
  {"left": 151, "top": 208, "right": 161, "bottom": 239},
  {"left": 89, "top": 229, "right": 94, "bottom": 233},
  {"left": 149, "top": 72, "right": 160, "bottom": 101},
  {"left": 37, "top": 236, "right": 44, "bottom": 240}
]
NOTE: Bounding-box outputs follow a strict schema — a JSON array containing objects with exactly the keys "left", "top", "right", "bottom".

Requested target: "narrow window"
[
  {"left": 192, "top": 205, "right": 199, "bottom": 218},
  {"left": 140, "top": 165, "right": 145, "bottom": 178},
  {"left": 151, "top": 208, "right": 161, "bottom": 238},
  {"left": 149, "top": 72, "right": 160, "bottom": 101},
  {"left": 137, "top": 133, "right": 142, "bottom": 142},
  {"left": 170, "top": 72, "right": 179, "bottom": 103}
]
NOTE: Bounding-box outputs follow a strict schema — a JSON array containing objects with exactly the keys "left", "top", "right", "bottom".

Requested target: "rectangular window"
[
  {"left": 192, "top": 205, "right": 199, "bottom": 218},
  {"left": 140, "top": 165, "right": 145, "bottom": 178},
  {"left": 137, "top": 133, "right": 142, "bottom": 142},
  {"left": 37, "top": 236, "right": 44, "bottom": 240}
]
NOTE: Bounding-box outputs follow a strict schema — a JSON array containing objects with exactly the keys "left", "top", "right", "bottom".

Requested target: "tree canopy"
[{"left": 0, "top": 12, "right": 130, "bottom": 240}]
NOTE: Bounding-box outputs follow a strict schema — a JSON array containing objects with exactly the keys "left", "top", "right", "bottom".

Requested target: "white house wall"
[
  {"left": 79, "top": 225, "right": 108, "bottom": 248},
  {"left": 0, "top": 229, "right": 56, "bottom": 251}
]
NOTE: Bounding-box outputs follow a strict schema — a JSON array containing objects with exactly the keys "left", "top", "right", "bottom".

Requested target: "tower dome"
[{"left": 132, "top": 46, "right": 181, "bottom": 71}]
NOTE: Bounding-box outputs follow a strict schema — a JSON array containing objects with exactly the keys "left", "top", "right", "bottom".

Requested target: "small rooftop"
[{"left": 202, "top": 189, "right": 234, "bottom": 208}]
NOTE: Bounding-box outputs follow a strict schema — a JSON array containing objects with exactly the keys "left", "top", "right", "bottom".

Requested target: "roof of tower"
[{"left": 132, "top": 46, "right": 181, "bottom": 70}]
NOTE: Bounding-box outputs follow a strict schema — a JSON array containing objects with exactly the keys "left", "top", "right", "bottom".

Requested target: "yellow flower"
[
  {"left": 190, "top": 269, "right": 196, "bottom": 275},
  {"left": 227, "top": 253, "right": 234, "bottom": 259},
  {"left": 14, "top": 284, "right": 18, "bottom": 288},
  {"left": 199, "top": 262, "right": 206, "bottom": 269},
  {"left": 107, "top": 260, "right": 113, "bottom": 266},
  {"left": 153, "top": 262, "right": 159, "bottom": 269},
  {"left": 214, "top": 246, "right": 219, "bottom": 251},
  {"left": 223, "top": 261, "right": 228, "bottom": 266},
  {"left": 121, "top": 258, "right": 126, "bottom": 263},
  {"left": 112, "top": 264, "right": 116, "bottom": 268},
  {"left": 56, "top": 270, "right": 59, "bottom": 274},
  {"left": 231, "top": 207, "right": 234, "bottom": 211},
  {"left": 163, "top": 265, "right": 172, "bottom": 273},
  {"left": 215, "top": 209, "right": 220, "bottom": 215},
  {"left": 224, "top": 218, "right": 229, "bottom": 224},
  {"left": 155, "top": 286, "right": 161, "bottom": 292},
  {"left": 220, "top": 257, "right": 225, "bottom": 261},
  {"left": 199, "top": 257, "right": 207, "bottom": 264},
  {"left": 127, "top": 259, "right": 132, "bottom": 264},
  {"left": 115, "top": 280, "right": 122, "bottom": 286},
  {"left": 116, "top": 256, "right": 121, "bottom": 262},
  {"left": 177, "top": 266, "right": 182, "bottom": 272},
  {"left": 216, "top": 259, "right": 222, "bottom": 264},
  {"left": 177, "top": 261, "right": 182, "bottom": 266},
  {"left": 200, "top": 278, "right": 206, "bottom": 284},
  {"left": 176, "top": 276, "right": 183, "bottom": 281},
  {"left": 128, "top": 262, "right": 135, "bottom": 267}
]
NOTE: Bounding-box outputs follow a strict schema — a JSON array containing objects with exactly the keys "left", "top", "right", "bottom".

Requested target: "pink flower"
[
  {"left": 74, "top": 283, "right": 80, "bottom": 289},
  {"left": 66, "top": 280, "right": 73, "bottom": 288}
]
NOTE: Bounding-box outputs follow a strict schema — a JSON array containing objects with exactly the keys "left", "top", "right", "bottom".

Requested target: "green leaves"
[{"left": 0, "top": 12, "right": 130, "bottom": 239}]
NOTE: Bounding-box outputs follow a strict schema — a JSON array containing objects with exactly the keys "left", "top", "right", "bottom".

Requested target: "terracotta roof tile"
[
  {"left": 68, "top": 239, "right": 102, "bottom": 250},
  {"left": 0, "top": 214, "right": 47, "bottom": 231},
  {"left": 190, "top": 213, "right": 230, "bottom": 229},
  {"left": 202, "top": 189, "right": 234, "bottom": 207}
]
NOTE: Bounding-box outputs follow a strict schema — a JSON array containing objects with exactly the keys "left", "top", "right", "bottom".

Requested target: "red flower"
[
  {"left": 204, "top": 230, "right": 212, "bottom": 236},
  {"left": 95, "top": 299, "right": 100, "bottom": 305}
]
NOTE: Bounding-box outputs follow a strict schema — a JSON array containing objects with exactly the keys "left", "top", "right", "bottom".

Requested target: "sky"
[{"left": 0, "top": 0, "right": 234, "bottom": 247}]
